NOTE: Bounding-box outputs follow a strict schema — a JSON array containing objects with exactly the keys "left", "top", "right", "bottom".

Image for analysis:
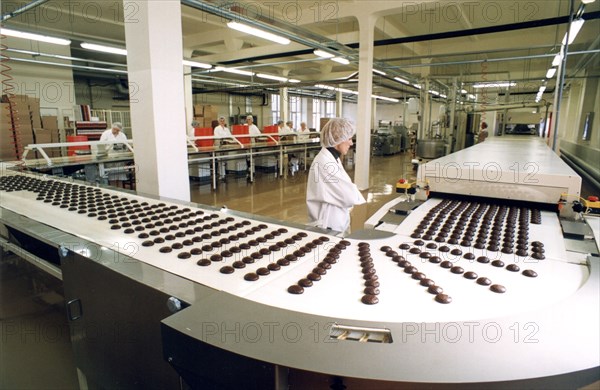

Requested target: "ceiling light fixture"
[
  {"left": 331, "top": 57, "right": 349, "bottom": 65},
  {"left": 1, "top": 28, "right": 71, "bottom": 45},
  {"left": 561, "top": 18, "right": 585, "bottom": 45},
  {"left": 412, "top": 83, "right": 422, "bottom": 89},
  {"left": 373, "top": 69, "right": 386, "bottom": 76},
  {"left": 581, "top": 0, "right": 595, "bottom": 3},
  {"left": 472, "top": 82, "right": 516, "bottom": 88},
  {"left": 372, "top": 95, "right": 399, "bottom": 103},
  {"left": 183, "top": 60, "right": 212, "bottom": 69},
  {"left": 313, "top": 49, "right": 335, "bottom": 58},
  {"left": 227, "top": 21, "right": 290, "bottom": 45},
  {"left": 545, "top": 68, "right": 557, "bottom": 79},
  {"left": 81, "top": 42, "right": 127, "bottom": 56},
  {"left": 460, "top": 89, "right": 468, "bottom": 94},
  {"left": 394, "top": 76, "right": 410, "bottom": 85},
  {"left": 257, "top": 73, "right": 288, "bottom": 82},
  {"left": 288, "top": 79, "right": 301, "bottom": 83},
  {"left": 552, "top": 54, "right": 562, "bottom": 67},
  {"left": 213, "top": 66, "right": 254, "bottom": 76}
]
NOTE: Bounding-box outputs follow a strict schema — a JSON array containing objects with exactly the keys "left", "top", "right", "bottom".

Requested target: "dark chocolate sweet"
[
  {"left": 404, "top": 266, "right": 418, "bottom": 274},
  {"left": 491, "top": 260, "right": 504, "bottom": 267},
  {"left": 178, "top": 252, "right": 191, "bottom": 259},
  {"left": 287, "top": 285, "right": 304, "bottom": 294},
  {"left": 463, "top": 253, "right": 475, "bottom": 260},
  {"left": 210, "top": 254, "right": 223, "bottom": 262},
  {"left": 256, "top": 267, "right": 270, "bottom": 276},
  {"left": 244, "top": 272, "right": 259, "bottom": 281},
  {"left": 450, "top": 266, "right": 464, "bottom": 274},
  {"left": 365, "top": 279, "right": 380, "bottom": 287},
  {"left": 506, "top": 264, "right": 520, "bottom": 272},
  {"left": 477, "top": 277, "right": 492, "bottom": 286},
  {"left": 428, "top": 256, "right": 442, "bottom": 264},
  {"left": 364, "top": 287, "right": 380, "bottom": 295},
  {"left": 197, "top": 259, "right": 211, "bottom": 266},
  {"left": 361, "top": 294, "right": 379, "bottom": 305},
  {"left": 268, "top": 263, "right": 281, "bottom": 271},
  {"left": 420, "top": 278, "right": 435, "bottom": 287},
  {"left": 409, "top": 247, "right": 421, "bottom": 255},
  {"left": 440, "top": 261, "right": 453, "bottom": 269},
  {"left": 298, "top": 278, "right": 313, "bottom": 287},
  {"left": 477, "top": 256, "right": 490, "bottom": 264},
  {"left": 450, "top": 248, "right": 462, "bottom": 256},
  {"left": 159, "top": 246, "right": 172, "bottom": 253},
  {"left": 412, "top": 272, "right": 427, "bottom": 280},
  {"left": 428, "top": 285, "right": 443, "bottom": 294},
  {"left": 399, "top": 243, "right": 411, "bottom": 250},
  {"left": 435, "top": 294, "right": 452, "bottom": 304},
  {"left": 490, "top": 284, "right": 506, "bottom": 293},
  {"left": 522, "top": 269, "right": 538, "bottom": 277},
  {"left": 464, "top": 271, "right": 478, "bottom": 280},
  {"left": 232, "top": 261, "right": 246, "bottom": 269}
]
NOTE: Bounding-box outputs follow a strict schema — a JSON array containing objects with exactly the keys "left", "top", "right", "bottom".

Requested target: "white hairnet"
[
  {"left": 112, "top": 122, "right": 123, "bottom": 130},
  {"left": 320, "top": 118, "right": 355, "bottom": 147}
]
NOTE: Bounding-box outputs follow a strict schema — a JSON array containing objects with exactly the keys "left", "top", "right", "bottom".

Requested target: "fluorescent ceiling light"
[
  {"left": 552, "top": 54, "right": 562, "bottom": 67},
  {"left": 412, "top": 83, "right": 422, "bottom": 89},
  {"left": 538, "top": 86, "right": 547, "bottom": 93},
  {"left": 227, "top": 21, "right": 290, "bottom": 45},
  {"left": 373, "top": 69, "right": 386, "bottom": 76},
  {"left": 337, "top": 87, "right": 358, "bottom": 95},
  {"left": 460, "top": 89, "right": 468, "bottom": 94},
  {"left": 472, "top": 82, "right": 516, "bottom": 88},
  {"left": 545, "top": 68, "right": 557, "bottom": 79},
  {"left": 372, "top": 95, "right": 399, "bottom": 103},
  {"left": 213, "top": 66, "right": 254, "bottom": 76},
  {"left": 288, "top": 79, "right": 301, "bottom": 83},
  {"left": 183, "top": 60, "right": 212, "bottom": 69},
  {"left": 315, "top": 84, "right": 335, "bottom": 90},
  {"left": 394, "top": 76, "right": 410, "bottom": 85},
  {"left": 257, "top": 73, "right": 288, "bottom": 82},
  {"left": 440, "top": 94, "right": 447, "bottom": 99},
  {"left": 331, "top": 57, "right": 349, "bottom": 65},
  {"left": 314, "top": 49, "right": 335, "bottom": 58},
  {"left": 1, "top": 28, "right": 71, "bottom": 45},
  {"left": 581, "top": 0, "right": 595, "bottom": 3},
  {"left": 428, "top": 90, "right": 440, "bottom": 96},
  {"left": 562, "top": 19, "right": 585, "bottom": 45},
  {"left": 467, "top": 94, "right": 476, "bottom": 100},
  {"left": 81, "top": 42, "right": 127, "bottom": 56}
]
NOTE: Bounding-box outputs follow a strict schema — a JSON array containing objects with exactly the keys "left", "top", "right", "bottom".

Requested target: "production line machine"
[{"left": 0, "top": 136, "right": 598, "bottom": 389}]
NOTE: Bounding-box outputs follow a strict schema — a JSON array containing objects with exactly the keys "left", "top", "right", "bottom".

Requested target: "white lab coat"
[
  {"left": 99, "top": 129, "right": 128, "bottom": 181},
  {"left": 306, "top": 147, "right": 366, "bottom": 234},
  {"left": 214, "top": 125, "right": 234, "bottom": 146}
]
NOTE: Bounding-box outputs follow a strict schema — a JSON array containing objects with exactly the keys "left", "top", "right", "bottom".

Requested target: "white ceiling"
[{"left": 3, "top": 0, "right": 599, "bottom": 103}]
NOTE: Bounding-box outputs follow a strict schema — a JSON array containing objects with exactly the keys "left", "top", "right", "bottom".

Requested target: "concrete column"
[
  {"left": 123, "top": 1, "right": 190, "bottom": 201},
  {"left": 354, "top": 14, "right": 376, "bottom": 190},
  {"left": 371, "top": 98, "right": 377, "bottom": 129},
  {"left": 280, "top": 87, "right": 289, "bottom": 123},
  {"left": 183, "top": 50, "right": 194, "bottom": 137},
  {"left": 336, "top": 90, "right": 343, "bottom": 117},
  {"left": 306, "top": 97, "right": 314, "bottom": 128}
]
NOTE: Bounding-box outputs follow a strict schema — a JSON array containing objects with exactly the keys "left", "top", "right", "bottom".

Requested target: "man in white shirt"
[
  {"left": 246, "top": 115, "right": 261, "bottom": 143},
  {"left": 99, "top": 122, "right": 129, "bottom": 186},
  {"left": 214, "top": 116, "right": 235, "bottom": 146}
]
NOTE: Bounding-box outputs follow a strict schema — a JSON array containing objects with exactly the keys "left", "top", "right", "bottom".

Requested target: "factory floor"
[{"left": 2, "top": 150, "right": 600, "bottom": 389}]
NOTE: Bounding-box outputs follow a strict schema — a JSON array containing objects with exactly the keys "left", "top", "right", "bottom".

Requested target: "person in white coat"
[
  {"left": 99, "top": 122, "right": 129, "bottom": 186},
  {"left": 306, "top": 118, "right": 366, "bottom": 235},
  {"left": 246, "top": 115, "right": 261, "bottom": 143},
  {"left": 214, "top": 116, "right": 237, "bottom": 180}
]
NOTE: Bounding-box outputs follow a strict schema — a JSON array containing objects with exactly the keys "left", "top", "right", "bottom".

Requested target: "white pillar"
[
  {"left": 280, "top": 87, "right": 289, "bottom": 123},
  {"left": 336, "top": 90, "right": 343, "bottom": 116},
  {"left": 183, "top": 49, "right": 194, "bottom": 137},
  {"left": 371, "top": 98, "right": 377, "bottom": 129},
  {"left": 124, "top": 1, "right": 190, "bottom": 201},
  {"left": 355, "top": 14, "right": 376, "bottom": 190}
]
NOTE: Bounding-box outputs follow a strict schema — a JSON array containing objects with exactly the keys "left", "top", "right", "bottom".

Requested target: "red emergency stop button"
[
  {"left": 398, "top": 179, "right": 406, "bottom": 184},
  {"left": 588, "top": 196, "right": 599, "bottom": 202}
]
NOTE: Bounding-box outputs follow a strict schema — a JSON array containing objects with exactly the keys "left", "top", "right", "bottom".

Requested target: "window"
[
  {"left": 312, "top": 99, "right": 321, "bottom": 129},
  {"left": 582, "top": 112, "right": 594, "bottom": 141},
  {"left": 325, "top": 100, "right": 336, "bottom": 118},
  {"left": 271, "top": 94, "right": 280, "bottom": 124},
  {"left": 289, "top": 95, "right": 302, "bottom": 130}
]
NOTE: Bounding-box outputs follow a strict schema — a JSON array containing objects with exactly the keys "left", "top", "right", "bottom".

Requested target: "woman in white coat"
[{"left": 306, "top": 118, "right": 366, "bottom": 235}]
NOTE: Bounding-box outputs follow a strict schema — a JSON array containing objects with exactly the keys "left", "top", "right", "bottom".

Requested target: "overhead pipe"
[{"left": 1, "top": 0, "right": 49, "bottom": 22}]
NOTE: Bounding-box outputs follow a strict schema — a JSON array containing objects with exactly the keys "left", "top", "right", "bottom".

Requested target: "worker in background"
[
  {"left": 246, "top": 115, "right": 261, "bottom": 143},
  {"left": 286, "top": 120, "right": 296, "bottom": 133},
  {"left": 189, "top": 119, "right": 200, "bottom": 138},
  {"left": 100, "top": 122, "right": 128, "bottom": 186},
  {"left": 214, "top": 116, "right": 236, "bottom": 180},
  {"left": 298, "top": 121, "right": 310, "bottom": 141},
  {"left": 306, "top": 118, "right": 366, "bottom": 235},
  {"left": 478, "top": 122, "right": 489, "bottom": 143}
]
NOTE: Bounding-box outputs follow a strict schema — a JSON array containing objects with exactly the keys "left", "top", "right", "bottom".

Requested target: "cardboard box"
[
  {"left": 320, "top": 117, "right": 332, "bottom": 131},
  {"left": 194, "top": 105, "right": 204, "bottom": 117},
  {"left": 33, "top": 128, "right": 53, "bottom": 144},
  {"left": 42, "top": 116, "right": 59, "bottom": 130}
]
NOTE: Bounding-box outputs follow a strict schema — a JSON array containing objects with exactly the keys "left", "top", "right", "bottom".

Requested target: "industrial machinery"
[
  {"left": 372, "top": 122, "right": 408, "bottom": 156},
  {"left": 1, "top": 136, "right": 598, "bottom": 389}
]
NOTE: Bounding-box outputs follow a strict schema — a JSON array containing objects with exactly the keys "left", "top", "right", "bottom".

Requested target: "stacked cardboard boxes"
[
  {"left": 0, "top": 102, "right": 16, "bottom": 161},
  {"left": 35, "top": 116, "right": 61, "bottom": 157},
  {"left": 193, "top": 104, "right": 219, "bottom": 128}
]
